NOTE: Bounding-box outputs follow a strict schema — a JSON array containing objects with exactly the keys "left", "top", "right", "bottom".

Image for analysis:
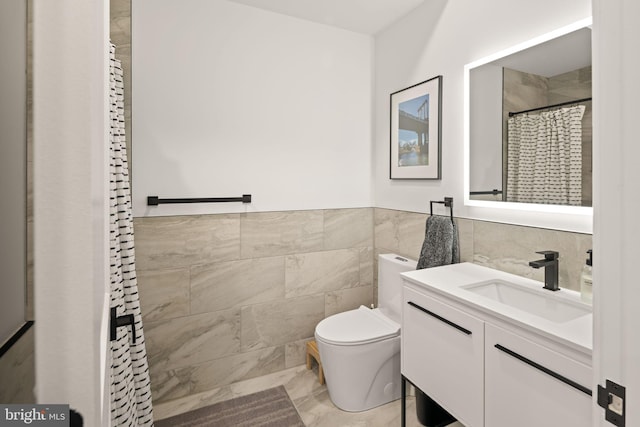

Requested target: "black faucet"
[{"left": 529, "top": 251, "right": 560, "bottom": 291}]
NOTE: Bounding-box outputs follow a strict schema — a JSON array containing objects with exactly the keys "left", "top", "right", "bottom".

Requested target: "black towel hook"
[{"left": 429, "top": 197, "right": 454, "bottom": 224}]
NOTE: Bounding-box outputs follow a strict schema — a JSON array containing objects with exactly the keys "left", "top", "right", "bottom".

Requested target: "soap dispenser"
[{"left": 580, "top": 249, "right": 593, "bottom": 303}]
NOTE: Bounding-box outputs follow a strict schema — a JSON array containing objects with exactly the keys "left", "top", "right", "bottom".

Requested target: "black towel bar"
[
  {"left": 147, "top": 194, "right": 251, "bottom": 206},
  {"left": 469, "top": 189, "right": 502, "bottom": 196},
  {"left": 429, "top": 197, "right": 454, "bottom": 224}
]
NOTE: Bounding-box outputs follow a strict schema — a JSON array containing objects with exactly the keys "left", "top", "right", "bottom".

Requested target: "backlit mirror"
[{"left": 466, "top": 19, "right": 592, "bottom": 208}]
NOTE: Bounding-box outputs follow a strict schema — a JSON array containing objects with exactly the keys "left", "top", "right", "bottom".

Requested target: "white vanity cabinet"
[
  {"left": 400, "top": 263, "right": 593, "bottom": 427},
  {"left": 402, "top": 286, "right": 485, "bottom": 427},
  {"left": 485, "top": 324, "right": 592, "bottom": 427}
]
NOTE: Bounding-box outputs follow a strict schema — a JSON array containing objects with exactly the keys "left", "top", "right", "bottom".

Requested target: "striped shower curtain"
[
  {"left": 109, "top": 44, "right": 154, "bottom": 426},
  {"left": 506, "top": 105, "right": 585, "bottom": 205}
]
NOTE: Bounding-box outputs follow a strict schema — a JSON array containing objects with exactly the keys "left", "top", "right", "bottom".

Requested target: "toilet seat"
[{"left": 315, "top": 306, "right": 400, "bottom": 346}]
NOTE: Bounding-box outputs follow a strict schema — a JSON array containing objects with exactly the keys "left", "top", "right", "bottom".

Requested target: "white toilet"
[{"left": 314, "top": 253, "right": 417, "bottom": 412}]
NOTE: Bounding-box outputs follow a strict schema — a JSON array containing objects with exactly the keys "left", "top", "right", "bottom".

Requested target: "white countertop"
[{"left": 401, "top": 262, "right": 593, "bottom": 355}]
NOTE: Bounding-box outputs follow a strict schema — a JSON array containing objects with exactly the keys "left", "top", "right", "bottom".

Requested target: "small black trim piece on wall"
[{"left": 0, "top": 321, "right": 34, "bottom": 359}]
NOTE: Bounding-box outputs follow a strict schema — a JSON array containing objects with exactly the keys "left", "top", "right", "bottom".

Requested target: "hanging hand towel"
[{"left": 416, "top": 215, "right": 460, "bottom": 270}]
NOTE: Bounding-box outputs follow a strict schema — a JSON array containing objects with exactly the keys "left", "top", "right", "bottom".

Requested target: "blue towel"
[{"left": 416, "top": 215, "right": 460, "bottom": 270}]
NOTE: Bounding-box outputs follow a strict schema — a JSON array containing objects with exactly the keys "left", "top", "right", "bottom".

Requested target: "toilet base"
[{"left": 316, "top": 334, "right": 401, "bottom": 412}]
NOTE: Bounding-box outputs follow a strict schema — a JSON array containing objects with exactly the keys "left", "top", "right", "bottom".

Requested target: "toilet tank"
[{"left": 378, "top": 254, "right": 417, "bottom": 323}]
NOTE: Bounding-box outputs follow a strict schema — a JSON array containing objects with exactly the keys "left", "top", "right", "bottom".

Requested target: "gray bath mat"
[{"left": 154, "top": 385, "right": 305, "bottom": 427}]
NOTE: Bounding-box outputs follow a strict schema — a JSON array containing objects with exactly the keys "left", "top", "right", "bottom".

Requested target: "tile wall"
[
  {"left": 0, "top": 327, "right": 35, "bottom": 403},
  {"left": 135, "top": 207, "right": 592, "bottom": 405},
  {"left": 110, "top": 0, "right": 131, "bottom": 170},
  {"left": 134, "top": 208, "right": 374, "bottom": 403},
  {"left": 374, "top": 208, "right": 592, "bottom": 303}
]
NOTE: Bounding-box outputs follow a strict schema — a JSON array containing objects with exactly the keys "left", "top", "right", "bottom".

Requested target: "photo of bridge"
[{"left": 398, "top": 94, "right": 429, "bottom": 167}]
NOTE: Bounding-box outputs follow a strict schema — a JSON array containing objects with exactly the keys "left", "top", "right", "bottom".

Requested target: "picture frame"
[{"left": 390, "top": 75, "right": 442, "bottom": 179}]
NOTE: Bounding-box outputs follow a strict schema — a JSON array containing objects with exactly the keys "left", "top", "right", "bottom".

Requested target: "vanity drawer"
[
  {"left": 402, "top": 286, "right": 485, "bottom": 427},
  {"left": 485, "top": 323, "right": 592, "bottom": 427}
]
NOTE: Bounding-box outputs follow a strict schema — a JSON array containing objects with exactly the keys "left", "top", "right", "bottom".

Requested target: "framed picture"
[{"left": 390, "top": 75, "right": 442, "bottom": 179}]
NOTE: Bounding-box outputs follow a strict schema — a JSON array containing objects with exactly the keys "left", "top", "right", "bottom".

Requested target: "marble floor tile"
[
  {"left": 153, "top": 364, "right": 465, "bottom": 427},
  {"left": 153, "top": 365, "right": 311, "bottom": 421},
  {"left": 153, "top": 384, "right": 235, "bottom": 421},
  {"left": 184, "top": 346, "right": 286, "bottom": 394}
]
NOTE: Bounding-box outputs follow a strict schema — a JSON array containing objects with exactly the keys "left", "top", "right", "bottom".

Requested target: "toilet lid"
[{"left": 315, "top": 306, "right": 400, "bottom": 346}]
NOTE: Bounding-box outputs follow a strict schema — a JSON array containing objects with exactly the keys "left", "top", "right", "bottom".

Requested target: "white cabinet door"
[
  {"left": 402, "top": 286, "right": 485, "bottom": 427},
  {"left": 485, "top": 324, "right": 592, "bottom": 427}
]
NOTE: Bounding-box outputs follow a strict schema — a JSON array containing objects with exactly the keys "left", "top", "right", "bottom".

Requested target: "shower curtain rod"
[{"left": 508, "top": 97, "right": 592, "bottom": 117}]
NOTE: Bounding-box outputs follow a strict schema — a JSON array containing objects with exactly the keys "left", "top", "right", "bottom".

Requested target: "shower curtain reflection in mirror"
[{"left": 506, "top": 105, "right": 585, "bottom": 205}]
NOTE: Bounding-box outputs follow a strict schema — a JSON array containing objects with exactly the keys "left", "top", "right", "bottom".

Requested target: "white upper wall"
[
  {"left": 374, "top": 0, "right": 592, "bottom": 230},
  {"left": 226, "top": 0, "right": 425, "bottom": 35},
  {"left": 132, "top": 0, "right": 373, "bottom": 217}
]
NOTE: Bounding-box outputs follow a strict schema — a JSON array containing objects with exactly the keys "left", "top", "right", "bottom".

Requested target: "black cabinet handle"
[
  {"left": 494, "top": 344, "right": 592, "bottom": 396},
  {"left": 407, "top": 301, "right": 472, "bottom": 335}
]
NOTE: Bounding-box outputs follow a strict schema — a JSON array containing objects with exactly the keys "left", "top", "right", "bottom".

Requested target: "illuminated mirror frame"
[{"left": 463, "top": 17, "right": 593, "bottom": 234}]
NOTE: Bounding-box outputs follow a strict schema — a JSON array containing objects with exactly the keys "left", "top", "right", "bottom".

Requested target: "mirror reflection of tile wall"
[
  {"left": 110, "top": 0, "right": 132, "bottom": 169},
  {"left": 26, "top": 0, "right": 33, "bottom": 320}
]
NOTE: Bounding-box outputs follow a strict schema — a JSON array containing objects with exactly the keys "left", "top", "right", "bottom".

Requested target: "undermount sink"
[{"left": 462, "top": 279, "right": 591, "bottom": 323}]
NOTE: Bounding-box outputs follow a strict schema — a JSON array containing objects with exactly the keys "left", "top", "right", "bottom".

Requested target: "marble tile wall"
[
  {"left": 110, "top": 0, "right": 131, "bottom": 171},
  {"left": 374, "top": 208, "right": 592, "bottom": 298},
  {"left": 138, "top": 207, "right": 592, "bottom": 406},
  {"left": 0, "top": 327, "right": 35, "bottom": 403},
  {"left": 373, "top": 209, "right": 475, "bottom": 305},
  {"left": 134, "top": 208, "right": 375, "bottom": 403}
]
